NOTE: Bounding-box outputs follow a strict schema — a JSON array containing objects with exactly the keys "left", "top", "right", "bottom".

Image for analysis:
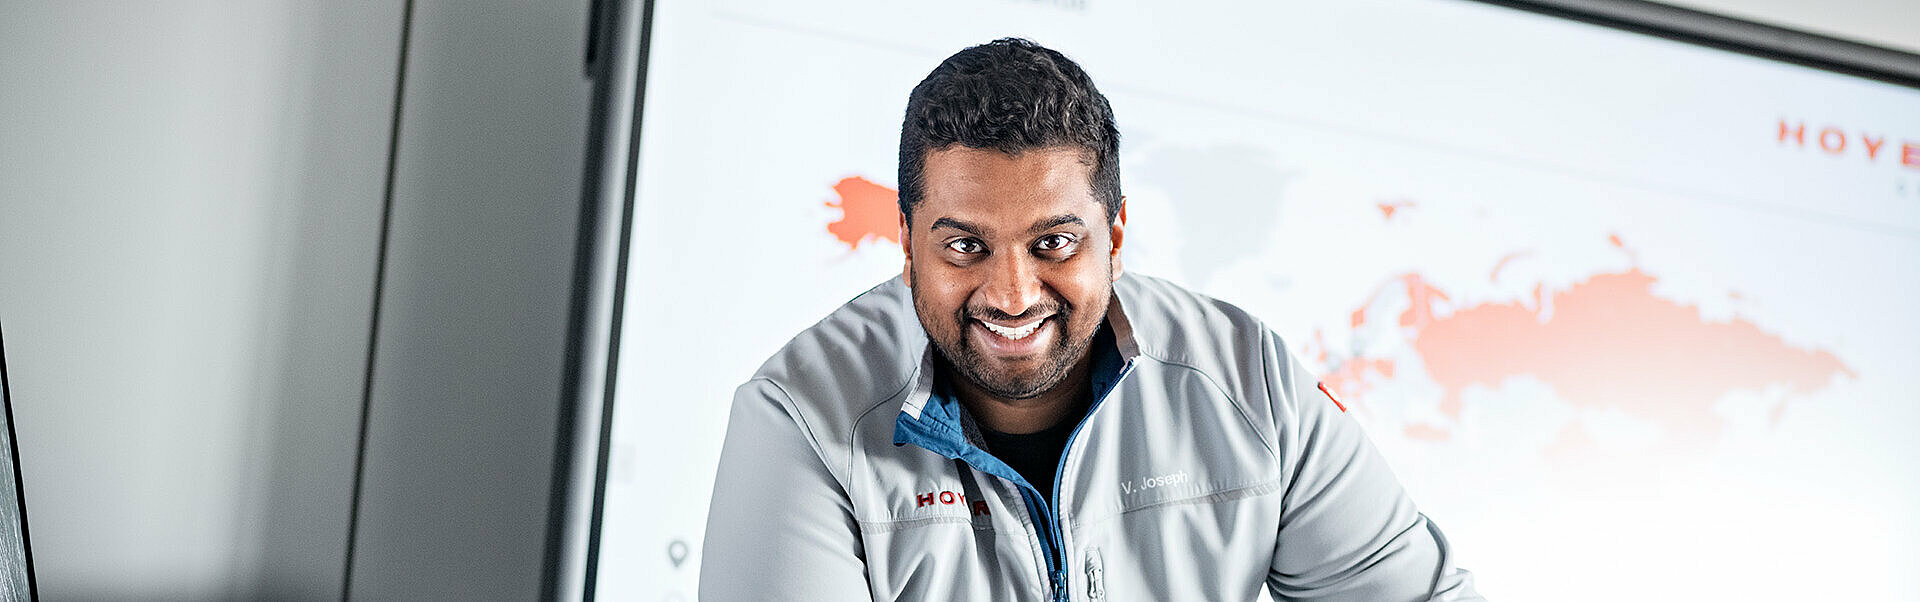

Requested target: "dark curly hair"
[{"left": 897, "top": 38, "right": 1121, "bottom": 226}]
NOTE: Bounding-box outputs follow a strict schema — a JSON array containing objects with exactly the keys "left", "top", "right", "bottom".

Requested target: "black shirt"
[
  {"left": 953, "top": 323, "right": 1119, "bottom": 499},
  {"left": 979, "top": 410, "right": 1082, "bottom": 498}
]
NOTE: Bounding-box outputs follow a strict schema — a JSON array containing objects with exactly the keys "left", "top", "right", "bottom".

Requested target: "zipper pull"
[
  {"left": 1085, "top": 548, "right": 1105, "bottom": 600},
  {"left": 1054, "top": 569, "right": 1069, "bottom": 602}
]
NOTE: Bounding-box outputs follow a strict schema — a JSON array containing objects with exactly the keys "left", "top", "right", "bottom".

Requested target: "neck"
[{"left": 944, "top": 355, "right": 1092, "bottom": 435}]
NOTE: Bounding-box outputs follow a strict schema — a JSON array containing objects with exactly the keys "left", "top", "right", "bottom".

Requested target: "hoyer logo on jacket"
[{"left": 914, "top": 490, "right": 990, "bottom": 516}]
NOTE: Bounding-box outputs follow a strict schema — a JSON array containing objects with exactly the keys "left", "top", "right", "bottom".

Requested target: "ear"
[
  {"left": 899, "top": 210, "right": 913, "bottom": 287},
  {"left": 1109, "top": 198, "right": 1126, "bottom": 281}
]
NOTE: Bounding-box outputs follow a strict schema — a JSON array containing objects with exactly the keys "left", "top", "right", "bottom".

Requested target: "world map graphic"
[{"left": 822, "top": 173, "right": 1856, "bottom": 463}]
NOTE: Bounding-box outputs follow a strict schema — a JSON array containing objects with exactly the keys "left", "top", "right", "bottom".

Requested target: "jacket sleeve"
[
  {"left": 1260, "top": 330, "right": 1483, "bottom": 601},
  {"left": 699, "top": 378, "right": 874, "bottom": 601}
]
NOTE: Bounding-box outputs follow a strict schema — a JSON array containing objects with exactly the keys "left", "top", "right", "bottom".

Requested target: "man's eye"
[
  {"left": 1035, "top": 234, "right": 1076, "bottom": 252},
  {"left": 946, "top": 239, "right": 983, "bottom": 254}
]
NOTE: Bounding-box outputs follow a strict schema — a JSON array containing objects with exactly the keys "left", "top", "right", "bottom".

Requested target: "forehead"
[{"left": 916, "top": 146, "right": 1102, "bottom": 231}]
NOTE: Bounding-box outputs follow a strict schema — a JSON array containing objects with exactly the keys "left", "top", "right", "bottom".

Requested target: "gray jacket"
[{"left": 701, "top": 273, "right": 1481, "bottom": 601}]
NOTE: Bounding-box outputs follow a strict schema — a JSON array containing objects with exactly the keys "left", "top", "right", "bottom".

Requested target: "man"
[{"left": 701, "top": 38, "right": 1481, "bottom": 601}]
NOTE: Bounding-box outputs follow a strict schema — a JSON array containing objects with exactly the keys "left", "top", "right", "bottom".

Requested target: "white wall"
[{"left": 0, "top": 2, "right": 400, "bottom": 599}]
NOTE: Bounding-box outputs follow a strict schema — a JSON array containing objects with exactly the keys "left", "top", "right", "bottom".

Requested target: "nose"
[{"left": 978, "top": 251, "right": 1045, "bottom": 319}]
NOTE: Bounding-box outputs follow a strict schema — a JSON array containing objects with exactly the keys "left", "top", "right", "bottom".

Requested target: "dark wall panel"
[{"left": 348, "top": 0, "right": 594, "bottom": 599}]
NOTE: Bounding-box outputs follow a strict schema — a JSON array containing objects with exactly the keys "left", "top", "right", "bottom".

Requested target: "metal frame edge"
[
  {"left": 1466, "top": 0, "right": 1920, "bottom": 89},
  {"left": 543, "top": 0, "right": 652, "bottom": 599}
]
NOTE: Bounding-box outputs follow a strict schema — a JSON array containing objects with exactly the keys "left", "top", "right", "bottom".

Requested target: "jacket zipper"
[
  {"left": 918, "top": 358, "right": 1134, "bottom": 601},
  {"left": 1042, "top": 360, "right": 1135, "bottom": 602},
  {"left": 1013, "top": 485, "right": 1066, "bottom": 601},
  {"left": 1085, "top": 547, "right": 1105, "bottom": 600}
]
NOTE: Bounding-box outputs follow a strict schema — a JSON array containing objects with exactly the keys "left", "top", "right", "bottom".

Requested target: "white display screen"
[{"left": 595, "top": 1, "right": 1920, "bottom": 599}]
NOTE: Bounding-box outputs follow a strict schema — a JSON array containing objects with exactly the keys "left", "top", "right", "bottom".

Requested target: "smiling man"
[{"left": 701, "top": 38, "right": 1482, "bottom": 601}]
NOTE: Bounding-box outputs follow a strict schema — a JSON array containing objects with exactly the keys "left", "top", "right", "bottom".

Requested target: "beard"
[{"left": 910, "top": 269, "right": 1111, "bottom": 401}]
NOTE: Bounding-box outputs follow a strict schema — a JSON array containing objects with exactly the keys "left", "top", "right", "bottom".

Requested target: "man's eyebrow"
[
  {"left": 930, "top": 217, "right": 981, "bottom": 235},
  {"left": 1029, "top": 214, "right": 1085, "bottom": 233}
]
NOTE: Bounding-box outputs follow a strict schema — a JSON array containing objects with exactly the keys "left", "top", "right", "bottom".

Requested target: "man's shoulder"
[
  {"left": 1113, "top": 272, "right": 1308, "bottom": 435},
  {"left": 743, "top": 277, "right": 924, "bottom": 432},
  {"left": 1113, "top": 272, "right": 1272, "bottom": 369}
]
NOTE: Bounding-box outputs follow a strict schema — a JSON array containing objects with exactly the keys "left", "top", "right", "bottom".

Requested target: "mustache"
[{"left": 962, "top": 301, "right": 1070, "bottom": 323}]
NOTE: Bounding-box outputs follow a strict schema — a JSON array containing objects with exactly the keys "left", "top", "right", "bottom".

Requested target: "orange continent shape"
[
  {"left": 1401, "top": 268, "right": 1853, "bottom": 439},
  {"left": 1377, "top": 200, "right": 1415, "bottom": 220},
  {"left": 826, "top": 176, "right": 901, "bottom": 250}
]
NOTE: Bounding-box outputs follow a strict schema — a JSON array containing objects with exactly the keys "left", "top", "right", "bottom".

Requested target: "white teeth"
[{"left": 981, "top": 319, "right": 1044, "bottom": 340}]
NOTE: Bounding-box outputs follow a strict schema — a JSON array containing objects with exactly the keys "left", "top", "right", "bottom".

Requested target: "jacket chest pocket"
[
  {"left": 1064, "top": 487, "right": 1284, "bottom": 602},
  {"left": 1067, "top": 369, "right": 1283, "bottom": 523},
  {"left": 854, "top": 461, "right": 1054, "bottom": 601}
]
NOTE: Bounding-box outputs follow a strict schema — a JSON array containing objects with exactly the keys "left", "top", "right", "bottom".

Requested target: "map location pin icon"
[{"left": 667, "top": 540, "right": 690, "bottom": 568}]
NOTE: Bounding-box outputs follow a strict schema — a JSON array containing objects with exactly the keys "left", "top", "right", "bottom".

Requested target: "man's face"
[{"left": 903, "top": 146, "right": 1124, "bottom": 401}]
